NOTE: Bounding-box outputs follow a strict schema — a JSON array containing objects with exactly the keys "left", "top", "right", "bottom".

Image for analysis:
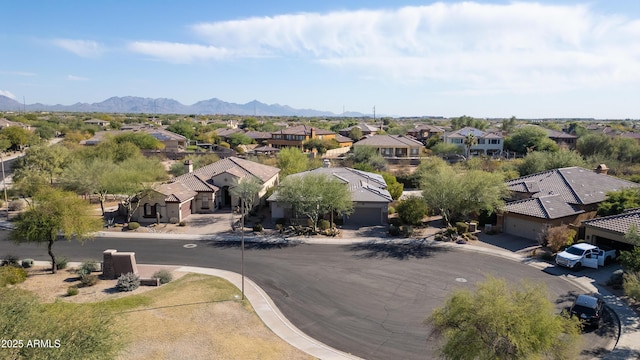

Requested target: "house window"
[
  {"left": 410, "top": 148, "right": 419, "bottom": 155},
  {"left": 453, "top": 138, "right": 463, "bottom": 144},
  {"left": 477, "top": 139, "right": 485, "bottom": 145},
  {"left": 490, "top": 139, "right": 501, "bottom": 144},
  {"left": 144, "top": 203, "right": 152, "bottom": 217}
]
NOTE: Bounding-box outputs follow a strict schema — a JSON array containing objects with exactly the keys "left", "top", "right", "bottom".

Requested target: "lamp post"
[{"left": 0, "top": 153, "right": 8, "bottom": 219}]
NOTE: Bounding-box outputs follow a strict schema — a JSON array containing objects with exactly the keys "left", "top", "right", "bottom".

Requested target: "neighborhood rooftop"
[{"left": 506, "top": 167, "right": 640, "bottom": 205}]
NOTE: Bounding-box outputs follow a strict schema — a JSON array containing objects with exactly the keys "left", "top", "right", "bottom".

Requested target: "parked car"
[
  {"left": 570, "top": 294, "right": 605, "bottom": 328},
  {"left": 555, "top": 243, "right": 618, "bottom": 270}
]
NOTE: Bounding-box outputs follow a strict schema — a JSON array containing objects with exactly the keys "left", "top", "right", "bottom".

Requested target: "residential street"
[{"left": 0, "top": 231, "right": 616, "bottom": 359}]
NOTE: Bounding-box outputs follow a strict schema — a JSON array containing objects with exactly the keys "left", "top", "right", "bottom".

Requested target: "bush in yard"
[
  {"left": 78, "top": 260, "right": 99, "bottom": 276},
  {"left": 2, "top": 254, "right": 20, "bottom": 267},
  {"left": 169, "top": 217, "right": 179, "bottom": 224},
  {"left": 152, "top": 269, "right": 173, "bottom": 284},
  {"left": 67, "top": 285, "right": 79, "bottom": 296},
  {"left": 619, "top": 247, "right": 640, "bottom": 273},
  {"left": 0, "top": 266, "right": 28, "bottom": 286},
  {"left": 396, "top": 196, "right": 428, "bottom": 226},
  {"left": 253, "top": 223, "right": 263, "bottom": 232},
  {"left": 54, "top": 257, "right": 68, "bottom": 270},
  {"left": 275, "top": 223, "right": 283, "bottom": 232},
  {"left": 402, "top": 225, "right": 414, "bottom": 237},
  {"left": 389, "top": 224, "right": 401, "bottom": 236},
  {"left": 543, "top": 225, "right": 576, "bottom": 253},
  {"left": 455, "top": 222, "right": 469, "bottom": 234},
  {"left": 388, "top": 206, "right": 396, "bottom": 215},
  {"left": 127, "top": 222, "right": 140, "bottom": 230},
  {"left": 607, "top": 269, "right": 625, "bottom": 289},
  {"left": 21, "top": 259, "right": 34, "bottom": 268},
  {"left": 623, "top": 271, "right": 640, "bottom": 301},
  {"left": 8, "top": 199, "right": 27, "bottom": 211},
  {"left": 179, "top": 221, "right": 186, "bottom": 226},
  {"left": 116, "top": 272, "right": 140, "bottom": 292},
  {"left": 318, "top": 219, "right": 331, "bottom": 231},
  {"left": 80, "top": 274, "right": 99, "bottom": 287}
]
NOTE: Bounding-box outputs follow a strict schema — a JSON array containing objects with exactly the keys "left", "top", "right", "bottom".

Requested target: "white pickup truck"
[{"left": 555, "top": 243, "right": 618, "bottom": 270}]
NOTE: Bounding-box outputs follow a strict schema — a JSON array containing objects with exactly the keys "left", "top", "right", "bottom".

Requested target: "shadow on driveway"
[{"left": 346, "top": 240, "right": 451, "bottom": 260}]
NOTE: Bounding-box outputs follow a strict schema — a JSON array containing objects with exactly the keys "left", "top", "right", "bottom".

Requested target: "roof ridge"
[{"left": 556, "top": 169, "right": 583, "bottom": 204}]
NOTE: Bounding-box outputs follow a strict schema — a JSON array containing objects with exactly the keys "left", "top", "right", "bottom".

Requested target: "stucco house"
[
  {"left": 267, "top": 125, "right": 344, "bottom": 150},
  {"left": 499, "top": 166, "right": 640, "bottom": 241},
  {"left": 353, "top": 135, "right": 423, "bottom": 158},
  {"left": 406, "top": 124, "right": 445, "bottom": 144},
  {"left": 582, "top": 209, "right": 640, "bottom": 250},
  {"left": 131, "top": 157, "right": 279, "bottom": 224},
  {"left": 268, "top": 165, "right": 392, "bottom": 226},
  {"left": 442, "top": 127, "right": 503, "bottom": 156},
  {"left": 338, "top": 123, "right": 380, "bottom": 138}
]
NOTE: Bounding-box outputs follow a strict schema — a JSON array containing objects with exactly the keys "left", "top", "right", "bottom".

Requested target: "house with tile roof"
[
  {"left": 545, "top": 129, "right": 578, "bottom": 150},
  {"left": 582, "top": 209, "right": 640, "bottom": 250},
  {"left": 500, "top": 166, "right": 640, "bottom": 241},
  {"left": 131, "top": 156, "right": 279, "bottom": 224},
  {"left": 266, "top": 125, "right": 350, "bottom": 150},
  {"left": 442, "top": 127, "right": 503, "bottom": 156},
  {"left": 406, "top": 124, "right": 445, "bottom": 144},
  {"left": 268, "top": 165, "right": 392, "bottom": 225},
  {"left": 353, "top": 134, "right": 424, "bottom": 158},
  {"left": 338, "top": 123, "right": 380, "bottom": 138}
]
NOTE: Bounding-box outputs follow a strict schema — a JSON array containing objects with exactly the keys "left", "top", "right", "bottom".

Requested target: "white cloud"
[
  {"left": 53, "top": 39, "right": 103, "bottom": 58},
  {"left": 129, "top": 2, "right": 640, "bottom": 93},
  {"left": 67, "top": 75, "right": 89, "bottom": 81},
  {"left": 0, "top": 90, "right": 16, "bottom": 99},
  {"left": 128, "top": 41, "right": 231, "bottom": 63}
]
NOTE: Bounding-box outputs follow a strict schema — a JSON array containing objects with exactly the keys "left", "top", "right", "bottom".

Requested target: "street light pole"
[
  {"left": 241, "top": 198, "right": 245, "bottom": 300},
  {"left": 0, "top": 154, "right": 8, "bottom": 220}
]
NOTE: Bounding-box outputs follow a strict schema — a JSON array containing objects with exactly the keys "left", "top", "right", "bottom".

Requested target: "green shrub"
[
  {"left": 275, "top": 223, "right": 283, "bottom": 232},
  {"left": 623, "top": 271, "right": 640, "bottom": 301},
  {"left": 318, "top": 219, "right": 331, "bottom": 231},
  {"left": 396, "top": 196, "right": 428, "bottom": 225},
  {"left": 455, "top": 222, "right": 469, "bottom": 234},
  {"left": 389, "top": 217, "right": 402, "bottom": 227},
  {"left": 21, "top": 259, "right": 34, "bottom": 268},
  {"left": 542, "top": 225, "right": 576, "bottom": 253},
  {"left": 619, "top": 247, "right": 640, "bottom": 273},
  {"left": 178, "top": 221, "right": 186, "bottom": 226},
  {"left": 78, "top": 260, "right": 99, "bottom": 275},
  {"left": 67, "top": 286, "right": 79, "bottom": 296},
  {"left": 169, "top": 217, "right": 179, "bottom": 224},
  {"left": 127, "top": 222, "right": 140, "bottom": 230},
  {"left": 55, "top": 257, "right": 68, "bottom": 270},
  {"left": 116, "top": 272, "right": 140, "bottom": 292},
  {"left": 253, "top": 223, "right": 263, "bottom": 232},
  {"left": 1, "top": 254, "right": 20, "bottom": 267},
  {"left": 388, "top": 206, "right": 396, "bottom": 215},
  {"left": 0, "top": 265, "right": 28, "bottom": 286},
  {"left": 152, "top": 269, "right": 173, "bottom": 284},
  {"left": 389, "top": 224, "right": 401, "bottom": 236},
  {"left": 80, "top": 274, "right": 99, "bottom": 287}
]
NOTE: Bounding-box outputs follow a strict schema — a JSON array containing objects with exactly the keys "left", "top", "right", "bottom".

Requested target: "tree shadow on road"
[
  {"left": 345, "top": 240, "right": 450, "bottom": 260},
  {"left": 204, "top": 239, "right": 303, "bottom": 250}
]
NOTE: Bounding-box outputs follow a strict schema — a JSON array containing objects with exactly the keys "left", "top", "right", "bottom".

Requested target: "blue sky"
[{"left": 2, "top": 1, "right": 640, "bottom": 119}]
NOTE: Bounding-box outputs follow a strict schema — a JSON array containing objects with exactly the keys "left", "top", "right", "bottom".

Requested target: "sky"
[{"left": 2, "top": 1, "right": 640, "bottom": 119}]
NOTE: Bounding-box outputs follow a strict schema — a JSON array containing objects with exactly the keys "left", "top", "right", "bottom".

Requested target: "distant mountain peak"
[{"left": 0, "top": 95, "right": 362, "bottom": 117}]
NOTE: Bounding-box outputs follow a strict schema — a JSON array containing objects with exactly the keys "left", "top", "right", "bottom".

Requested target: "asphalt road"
[{"left": 0, "top": 233, "right": 616, "bottom": 359}]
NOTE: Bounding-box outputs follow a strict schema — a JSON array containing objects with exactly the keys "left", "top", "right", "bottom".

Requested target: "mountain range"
[{"left": 0, "top": 95, "right": 366, "bottom": 117}]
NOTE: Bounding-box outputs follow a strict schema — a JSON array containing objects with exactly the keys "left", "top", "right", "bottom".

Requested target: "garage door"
[
  {"left": 348, "top": 207, "right": 383, "bottom": 225},
  {"left": 503, "top": 216, "right": 544, "bottom": 241}
]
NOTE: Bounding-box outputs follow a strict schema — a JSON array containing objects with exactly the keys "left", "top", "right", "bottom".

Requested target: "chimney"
[
  {"left": 595, "top": 164, "right": 608, "bottom": 175},
  {"left": 323, "top": 159, "right": 331, "bottom": 168},
  {"left": 184, "top": 159, "right": 193, "bottom": 173},
  {"left": 310, "top": 127, "right": 316, "bottom": 139}
]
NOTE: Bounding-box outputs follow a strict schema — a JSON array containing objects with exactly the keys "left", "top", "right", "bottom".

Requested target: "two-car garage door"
[
  {"left": 347, "top": 207, "right": 385, "bottom": 225},
  {"left": 503, "top": 216, "right": 546, "bottom": 241}
]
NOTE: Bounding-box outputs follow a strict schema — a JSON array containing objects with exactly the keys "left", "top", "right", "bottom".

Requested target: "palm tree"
[{"left": 464, "top": 133, "right": 477, "bottom": 159}]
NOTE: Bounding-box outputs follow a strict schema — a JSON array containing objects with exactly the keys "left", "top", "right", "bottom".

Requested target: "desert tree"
[
  {"left": 427, "top": 277, "right": 582, "bottom": 360},
  {"left": 10, "top": 188, "right": 103, "bottom": 273}
]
